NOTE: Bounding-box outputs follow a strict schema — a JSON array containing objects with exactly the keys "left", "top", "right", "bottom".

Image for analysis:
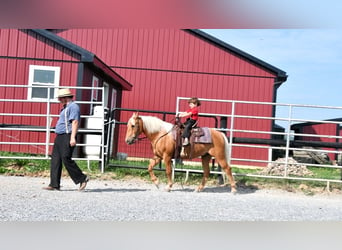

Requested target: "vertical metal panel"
[
  {"left": 0, "top": 59, "right": 8, "bottom": 88},
  {"left": 0, "top": 29, "right": 9, "bottom": 55},
  {"left": 7, "top": 29, "right": 19, "bottom": 57}
]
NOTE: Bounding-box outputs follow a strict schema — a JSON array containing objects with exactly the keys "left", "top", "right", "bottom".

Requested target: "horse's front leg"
[
  {"left": 148, "top": 156, "right": 161, "bottom": 188},
  {"left": 163, "top": 155, "right": 173, "bottom": 192}
]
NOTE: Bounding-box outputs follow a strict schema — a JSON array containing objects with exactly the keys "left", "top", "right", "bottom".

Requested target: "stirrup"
[
  {"left": 180, "top": 147, "right": 186, "bottom": 157},
  {"left": 182, "top": 138, "right": 189, "bottom": 146}
]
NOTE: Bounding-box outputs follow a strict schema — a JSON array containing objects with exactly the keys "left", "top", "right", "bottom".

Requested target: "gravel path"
[{"left": 1, "top": 175, "right": 342, "bottom": 221}]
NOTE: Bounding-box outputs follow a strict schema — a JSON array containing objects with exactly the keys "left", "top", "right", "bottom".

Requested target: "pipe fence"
[
  {"left": 0, "top": 84, "right": 106, "bottom": 172},
  {"left": 108, "top": 97, "right": 342, "bottom": 188},
  {"left": 2, "top": 85, "right": 342, "bottom": 188}
]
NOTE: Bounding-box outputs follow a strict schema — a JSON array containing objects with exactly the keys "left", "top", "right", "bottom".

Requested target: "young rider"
[{"left": 177, "top": 97, "right": 201, "bottom": 146}]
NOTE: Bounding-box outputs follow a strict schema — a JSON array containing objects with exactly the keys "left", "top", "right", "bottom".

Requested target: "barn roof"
[
  {"left": 31, "top": 29, "right": 132, "bottom": 91},
  {"left": 186, "top": 29, "right": 288, "bottom": 84}
]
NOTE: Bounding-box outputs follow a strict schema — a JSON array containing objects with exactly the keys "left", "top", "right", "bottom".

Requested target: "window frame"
[{"left": 28, "top": 65, "right": 60, "bottom": 100}]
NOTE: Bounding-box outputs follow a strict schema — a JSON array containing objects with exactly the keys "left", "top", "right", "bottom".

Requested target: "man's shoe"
[
  {"left": 43, "top": 185, "right": 60, "bottom": 191},
  {"left": 79, "top": 176, "right": 89, "bottom": 191}
]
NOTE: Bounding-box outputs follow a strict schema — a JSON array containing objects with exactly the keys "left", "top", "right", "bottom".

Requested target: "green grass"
[
  {"left": 0, "top": 152, "right": 99, "bottom": 176},
  {"left": 309, "top": 166, "right": 341, "bottom": 180}
]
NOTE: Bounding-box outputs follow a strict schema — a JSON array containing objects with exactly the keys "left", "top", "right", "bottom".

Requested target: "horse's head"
[{"left": 125, "top": 112, "right": 143, "bottom": 145}]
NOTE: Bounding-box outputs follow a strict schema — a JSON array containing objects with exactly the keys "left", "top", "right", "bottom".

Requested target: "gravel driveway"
[{"left": 1, "top": 175, "right": 342, "bottom": 221}]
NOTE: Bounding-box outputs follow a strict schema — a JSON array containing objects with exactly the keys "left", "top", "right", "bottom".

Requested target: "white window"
[{"left": 28, "top": 65, "right": 60, "bottom": 100}]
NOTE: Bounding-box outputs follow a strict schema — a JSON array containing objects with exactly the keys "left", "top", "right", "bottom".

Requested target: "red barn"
[
  {"left": 51, "top": 29, "right": 287, "bottom": 166},
  {"left": 0, "top": 29, "right": 132, "bottom": 155},
  {"left": 291, "top": 119, "right": 342, "bottom": 162},
  {"left": 1, "top": 29, "right": 287, "bottom": 167}
]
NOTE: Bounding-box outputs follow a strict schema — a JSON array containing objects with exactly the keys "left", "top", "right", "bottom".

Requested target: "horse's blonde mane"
[{"left": 140, "top": 116, "right": 173, "bottom": 134}]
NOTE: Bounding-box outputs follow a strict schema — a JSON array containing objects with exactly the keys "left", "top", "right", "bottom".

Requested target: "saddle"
[{"left": 173, "top": 117, "right": 211, "bottom": 159}]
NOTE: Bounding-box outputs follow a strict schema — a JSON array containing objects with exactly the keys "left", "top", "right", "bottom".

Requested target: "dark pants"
[
  {"left": 182, "top": 119, "right": 197, "bottom": 138},
  {"left": 49, "top": 134, "right": 86, "bottom": 188}
]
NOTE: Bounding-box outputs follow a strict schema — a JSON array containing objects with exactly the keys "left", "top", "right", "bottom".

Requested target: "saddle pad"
[
  {"left": 193, "top": 127, "right": 212, "bottom": 144},
  {"left": 171, "top": 127, "right": 212, "bottom": 144}
]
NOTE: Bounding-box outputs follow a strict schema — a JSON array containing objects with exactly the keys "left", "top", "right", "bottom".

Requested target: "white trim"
[{"left": 28, "top": 65, "right": 60, "bottom": 100}]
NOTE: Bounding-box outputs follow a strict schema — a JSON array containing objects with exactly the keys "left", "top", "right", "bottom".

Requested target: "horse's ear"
[{"left": 133, "top": 112, "right": 139, "bottom": 118}]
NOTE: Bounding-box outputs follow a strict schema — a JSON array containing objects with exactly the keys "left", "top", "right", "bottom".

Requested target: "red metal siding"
[
  {"left": 55, "top": 29, "right": 275, "bottom": 78},
  {"left": 300, "top": 123, "right": 338, "bottom": 161},
  {"left": 112, "top": 67, "right": 274, "bottom": 164},
  {"left": 301, "top": 124, "right": 337, "bottom": 142},
  {"left": 51, "top": 28, "right": 279, "bottom": 166},
  {"left": 0, "top": 29, "right": 82, "bottom": 154}
]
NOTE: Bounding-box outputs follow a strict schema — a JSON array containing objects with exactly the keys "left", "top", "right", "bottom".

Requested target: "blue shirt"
[{"left": 55, "top": 101, "right": 80, "bottom": 134}]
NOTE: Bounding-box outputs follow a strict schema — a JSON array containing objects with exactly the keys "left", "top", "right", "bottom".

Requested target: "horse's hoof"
[
  {"left": 231, "top": 189, "right": 237, "bottom": 195},
  {"left": 153, "top": 180, "right": 160, "bottom": 189},
  {"left": 164, "top": 186, "right": 171, "bottom": 192}
]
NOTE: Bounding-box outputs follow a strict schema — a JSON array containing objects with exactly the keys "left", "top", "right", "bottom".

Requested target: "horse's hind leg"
[
  {"left": 216, "top": 158, "right": 237, "bottom": 194},
  {"left": 148, "top": 157, "right": 161, "bottom": 188},
  {"left": 195, "top": 154, "right": 211, "bottom": 192}
]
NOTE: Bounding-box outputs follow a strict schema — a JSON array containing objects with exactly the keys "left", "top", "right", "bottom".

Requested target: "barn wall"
[
  {"left": 0, "top": 29, "right": 81, "bottom": 61},
  {"left": 0, "top": 29, "right": 81, "bottom": 154},
  {"left": 54, "top": 29, "right": 275, "bottom": 77},
  {"left": 292, "top": 123, "right": 339, "bottom": 161},
  {"left": 52, "top": 29, "right": 280, "bottom": 166}
]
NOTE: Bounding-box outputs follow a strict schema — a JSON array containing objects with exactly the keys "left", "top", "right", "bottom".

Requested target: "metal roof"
[
  {"left": 186, "top": 29, "right": 288, "bottom": 84},
  {"left": 31, "top": 29, "right": 132, "bottom": 91}
]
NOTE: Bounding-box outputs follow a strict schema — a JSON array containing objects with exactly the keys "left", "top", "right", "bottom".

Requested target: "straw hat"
[{"left": 57, "top": 88, "right": 74, "bottom": 98}]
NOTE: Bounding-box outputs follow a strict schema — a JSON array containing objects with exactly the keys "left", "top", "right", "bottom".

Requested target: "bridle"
[{"left": 129, "top": 117, "right": 147, "bottom": 142}]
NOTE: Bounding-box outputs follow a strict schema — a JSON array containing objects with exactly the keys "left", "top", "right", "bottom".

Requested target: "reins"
[
  {"left": 153, "top": 124, "right": 177, "bottom": 147},
  {"left": 153, "top": 116, "right": 183, "bottom": 147},
  {"left": 152, "top": 117, "right": 179, "bottom": 147},
  {"left": 135, "top": 117, "right": 177, "bottom": 144}
]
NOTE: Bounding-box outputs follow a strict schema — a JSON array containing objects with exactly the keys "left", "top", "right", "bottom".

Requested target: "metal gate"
[
  {"left": 0, "top": 84, "right": 106, "bottom": 172},
  {"left": 108, "top": 97, "right": 342, "bottom": 187}
]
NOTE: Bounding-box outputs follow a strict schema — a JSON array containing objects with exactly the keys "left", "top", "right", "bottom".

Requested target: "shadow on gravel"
[
  {"left": 171, "top": 184, "right": 258, "bottom": 194},
  {"left": 86, "top": 188, "right": 148, "bottom": 193}
]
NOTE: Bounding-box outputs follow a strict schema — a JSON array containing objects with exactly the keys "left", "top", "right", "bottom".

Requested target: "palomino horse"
[{"left": 125, "top": 112, "right": 236, "bottom": 193}]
